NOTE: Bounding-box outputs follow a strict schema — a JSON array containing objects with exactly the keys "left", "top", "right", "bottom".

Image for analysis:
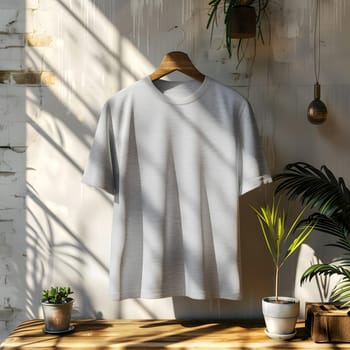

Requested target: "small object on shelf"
[
  {"left": 41, "top": 286, "right": 74, "bottom": 333},
  {"left": 306, "top": 303, "right": 350, "bottom": 343}
]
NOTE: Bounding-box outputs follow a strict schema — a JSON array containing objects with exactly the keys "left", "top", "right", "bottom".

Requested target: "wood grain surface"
[{"left": 1, "top": 319, "right": 350, "bottom": 349}]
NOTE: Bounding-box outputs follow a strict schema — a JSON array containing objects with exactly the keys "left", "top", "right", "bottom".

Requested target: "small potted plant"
[
  {"left": 252, "top": 197, "right": 315, "bottom": 340},
  {"left": 41, "top": 286, "right": 74, "bottom": 333},
  {"left": 274, "top": 162, "right": 350, "bottom": 306}
]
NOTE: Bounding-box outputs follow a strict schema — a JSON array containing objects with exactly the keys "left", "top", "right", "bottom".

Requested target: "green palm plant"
[
  {"left": 274, "top": 162, "right": 350, "bottom": 306},
  {"left": 252, "top": 197, "right": 315, "bottom": 302}
]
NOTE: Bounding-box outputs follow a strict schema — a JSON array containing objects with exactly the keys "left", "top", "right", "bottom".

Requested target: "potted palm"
[
  {"left": 252, "top": 197, "right": 315, "bottom": 340},
  {"left": 206, "top": 0, "right": 269, "bottom": 60},
  {"left": 41, "top": 286, "right": 74, "bottom": 333},
  {"left": 274, "top": 162, "right": 350, "bottom": 306}
]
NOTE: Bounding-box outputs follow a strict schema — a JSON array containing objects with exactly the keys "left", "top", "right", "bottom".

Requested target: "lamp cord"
[{"left": 314, "top": 0, "right": 321, "bottom": 83}]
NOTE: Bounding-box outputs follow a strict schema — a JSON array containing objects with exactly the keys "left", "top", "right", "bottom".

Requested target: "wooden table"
[{"left": 2, "top": 319, "right": 350, "bottom": 349}]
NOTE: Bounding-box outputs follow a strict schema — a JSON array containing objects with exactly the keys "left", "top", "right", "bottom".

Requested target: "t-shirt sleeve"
[
  {"left": 82, "top": 102, "right": 118, "bottom": 195},
  {"left": 238, "top": 101, "right": 271, "bottom": 195}
]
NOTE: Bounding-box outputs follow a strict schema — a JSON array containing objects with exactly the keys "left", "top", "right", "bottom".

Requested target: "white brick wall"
[
  {"left": 0, "top": 48, "right": 25, "bottom": 70},
  {"left": 0, "top": 0, "right": 33, "bottom": 340},
  {"left": 0, "top": 34, "right": 25, "bottom": 49}
]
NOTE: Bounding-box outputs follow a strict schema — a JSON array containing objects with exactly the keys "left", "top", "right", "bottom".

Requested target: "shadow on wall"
[
  {"left": 24, "top": 0, "right": 155, "bottom": 320},
  {"left": 24, "top": 0, "right": 119, "bottom": 319},
  {"left": 25, "top": 188, "right": 108, "bottom": 318},
  {"left": 25, "top": 0, "right": 278, "bottom": 321}
]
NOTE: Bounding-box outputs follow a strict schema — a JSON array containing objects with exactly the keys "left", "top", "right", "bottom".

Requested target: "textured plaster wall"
[{"left": 0, "top": 0, "right": 350, "bottom": 340}]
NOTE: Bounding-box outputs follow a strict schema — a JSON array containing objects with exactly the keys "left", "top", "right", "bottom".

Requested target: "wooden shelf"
[{"left": 2, "top": 319, "right": 350, "bottom": 349}]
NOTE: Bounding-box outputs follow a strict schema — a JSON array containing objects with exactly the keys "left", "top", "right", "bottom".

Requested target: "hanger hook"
[{"left": 168, "top": 25, "right": 185, "bottom": 50}]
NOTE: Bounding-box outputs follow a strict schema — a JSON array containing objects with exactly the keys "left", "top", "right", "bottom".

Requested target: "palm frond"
[
  {"left": 333, "top": 256, "right": 350, "bottom": 267},
  {"left": 274, "top": 162, "right": 350, "bottom": 223},
  {"left": 302, "top": 213, "right": 350, "bottom": 259},
  {"left": 331, "top": 280, "right": 350, "bottom": 305},
  {"left": 301, "top": 263, "right": 350, "bottom": 305},
  {"left": 303, "top": 213, "right": 347, "bottom": 240},
  {"left": 300, "top": 263, "right": 348, "bottom": 285}
]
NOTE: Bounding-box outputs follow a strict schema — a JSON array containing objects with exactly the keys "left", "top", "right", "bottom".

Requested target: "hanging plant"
[{"left": 206, "top": 0, "right": 269, "bottom": 62}]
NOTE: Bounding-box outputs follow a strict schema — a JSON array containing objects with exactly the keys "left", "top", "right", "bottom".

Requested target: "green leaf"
[{"left": 41, "top": 286, "right": 74, "bottom": 304}]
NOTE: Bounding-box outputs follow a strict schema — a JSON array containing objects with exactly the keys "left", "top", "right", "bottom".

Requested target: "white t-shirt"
[{"left": 83, "top": 76, "right": 271, "bottom": 300}]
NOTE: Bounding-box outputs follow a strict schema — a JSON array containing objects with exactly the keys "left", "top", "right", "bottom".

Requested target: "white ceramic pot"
[
  {"left": 42, "top": 300, "right": 73, "bottom": 332},
  {"left": 262, "top": 296, "right": 299, "bottom": 339}
]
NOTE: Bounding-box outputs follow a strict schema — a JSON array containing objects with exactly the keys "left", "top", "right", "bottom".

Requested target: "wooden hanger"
[{"left": 150, "top": 51, "right": 205, "bottom": 82}]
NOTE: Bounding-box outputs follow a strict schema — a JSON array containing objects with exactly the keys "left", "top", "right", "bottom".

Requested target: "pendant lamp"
[{"left": 307, "top": 0, "right": 327, "bottom": 124}]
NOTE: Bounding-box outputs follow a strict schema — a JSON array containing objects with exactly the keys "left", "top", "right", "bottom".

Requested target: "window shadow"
[{"left": 21, "top": 0, "right": 274, "bottom": 327}]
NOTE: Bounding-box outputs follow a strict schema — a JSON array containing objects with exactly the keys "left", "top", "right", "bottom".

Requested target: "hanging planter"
[
  {"left": 207, "top": 0, "right": 269, "bottom": 59},
  {"left": 228, "top": 1, "right": 256, "bottom": 39}
]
